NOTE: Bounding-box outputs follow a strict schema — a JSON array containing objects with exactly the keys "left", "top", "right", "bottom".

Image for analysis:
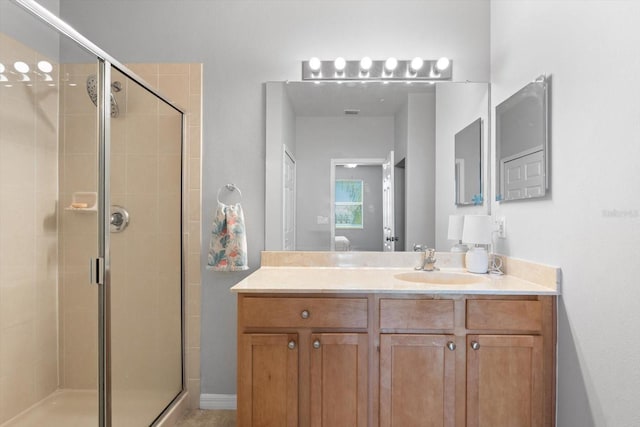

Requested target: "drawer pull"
[
  {"left": 301, "top": 310, "right": 310, "bottom": 319},
  {"left": 313, "top": 339, "right": 321, "bottom": 349},
  {"left": 471, "top": 341, "right": 480, "bottom": 350},
  {"left": 447, "top": 341, "right": 456, "bottom": 351},
  {"left": 288, "top": 340, "right": 296, "bottom": 350}
]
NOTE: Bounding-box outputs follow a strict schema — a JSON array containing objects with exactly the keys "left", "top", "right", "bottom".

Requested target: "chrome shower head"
[{"left": 86, "top": 74, "right": 120, "bottom": 118}]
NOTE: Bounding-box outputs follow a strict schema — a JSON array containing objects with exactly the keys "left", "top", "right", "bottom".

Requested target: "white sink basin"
[{"left": 394, "top": 271, "right": 489, "bottom": 285}]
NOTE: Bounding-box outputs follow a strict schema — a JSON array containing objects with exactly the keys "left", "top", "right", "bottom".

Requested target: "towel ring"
[{"left": 217, "top": 183, "right": 242, "bottom": 204}]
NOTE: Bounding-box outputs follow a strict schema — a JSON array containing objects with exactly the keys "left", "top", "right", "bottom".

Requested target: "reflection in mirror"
[
  {"left": 330, "top": 160, "right": 385, "bottom": 252},
  {"left": 265, "top": 81, "right": 490, "bottom": 252},
  {"left": 455, "top": 118, "right": 483, "bottom": 206},
  {"left": 496, "top": 76, "right": 549, "bottom": 202}
]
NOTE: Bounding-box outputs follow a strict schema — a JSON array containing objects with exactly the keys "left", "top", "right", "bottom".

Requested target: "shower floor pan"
[{"left": 1, "top": 388, "right": 175, "bottom": 426}]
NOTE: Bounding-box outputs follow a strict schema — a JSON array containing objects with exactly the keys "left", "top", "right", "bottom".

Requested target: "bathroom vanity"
[{"left": 231, "top": 252, "right": 559, "bottom": 427}]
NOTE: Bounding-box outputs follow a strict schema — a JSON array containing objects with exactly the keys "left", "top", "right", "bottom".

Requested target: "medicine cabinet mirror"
[{"left": 496, "top": 76, "right": 549, "bottom": 202}]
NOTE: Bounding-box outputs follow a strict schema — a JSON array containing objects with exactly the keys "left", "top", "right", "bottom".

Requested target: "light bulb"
[
  {"left": 410, "top": 57, "right": 424, "bottom": 72},
  {"left": 309, "top": 57, "right": 321, "bottom": 72},
  {"left": 334, "top": 57, "right": 346, "bottom": 72},
  {"left": 360, "top": 56, "right": 372, "bottom": 71},
  {"left": 37, "top": 60, "right": 53, "bottom": 73},
  {"left": 436, "top": 57, "right": 450, "bottom": 71},
  {"left": 384, "top": 57, "right": 398, "bottom": 72},
  {"left": 14, "top": 61, "right": 30, "bottom": 73}
]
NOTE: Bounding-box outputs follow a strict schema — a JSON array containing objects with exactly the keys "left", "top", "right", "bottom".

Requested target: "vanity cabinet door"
[
  {"left": 466, "top": 335, "right": 543, "bottom": 427},
  {"left": 379, "top": 334, "right": 456, "bottom": 427},
  {"left": 238, "top": 333, "right": 299, "bottom": 427},
  {"left": 309, "top": 333, "right": 368, "bottom": 427}
]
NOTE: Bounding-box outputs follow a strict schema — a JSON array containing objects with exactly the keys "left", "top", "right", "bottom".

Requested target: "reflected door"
[
  {"left": 283, "top": 148, "right": 296, "bottom": 250},
  {"left": 501, "top": 150, "right": 544, "bottom": 201},
  {"left": 382, "top": 151, "right": 395, "bottom": 251},
  {"left": 108, "top": 66, "right": 183, "bottom": 426}
]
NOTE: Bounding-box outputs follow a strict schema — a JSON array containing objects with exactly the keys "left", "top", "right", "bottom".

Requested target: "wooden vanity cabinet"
[
  {"left": 378, "top": 298, "right": 458, "bottom": 427},
  {"left": 466, "top": 334, "right": 543, "bottom": 427},
  {"left": 237, "top": 294, "right": 556, "bottom": 427},
  {"left": 465, "top": 298, "right": 554, "bottom": 427},
  {"left": 379, "top": 333, "right": 457, "bottom": 427},
  {"left": 237, "top": 295, "right": 369, "bottom": 427}
]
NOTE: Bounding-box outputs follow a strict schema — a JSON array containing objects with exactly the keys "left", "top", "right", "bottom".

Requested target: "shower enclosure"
[{"left": 0, "top": 1, "right": 185, "bottom": 426}]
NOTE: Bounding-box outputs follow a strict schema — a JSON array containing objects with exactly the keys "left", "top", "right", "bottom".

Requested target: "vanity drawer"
[
  {"left": 466, "top": 300, "right": 542, "bottom": 331},
  {"left": 380, "top": 299, "right": 454, "bottom": 330},
  {"left": 241, "top": 297, "right": 368, "bottom": 329}
]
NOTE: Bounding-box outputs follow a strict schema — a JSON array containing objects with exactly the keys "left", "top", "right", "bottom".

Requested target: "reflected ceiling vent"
[{"left": 344, "top": 109, "right": 360, "bottom": 115}]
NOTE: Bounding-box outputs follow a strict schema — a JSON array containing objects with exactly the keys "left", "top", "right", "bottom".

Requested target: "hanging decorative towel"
[{"left": 207, "top": 184, "right": 248, "bottom": 271}]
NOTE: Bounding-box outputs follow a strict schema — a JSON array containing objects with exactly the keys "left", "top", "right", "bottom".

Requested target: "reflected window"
[{"left": 335, "top": 179, "right": 363, "bottom": 229}]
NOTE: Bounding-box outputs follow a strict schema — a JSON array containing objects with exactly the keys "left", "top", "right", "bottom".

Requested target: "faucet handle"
[{"left": 426, "top": 248, "right": 436, "bottom": 258}]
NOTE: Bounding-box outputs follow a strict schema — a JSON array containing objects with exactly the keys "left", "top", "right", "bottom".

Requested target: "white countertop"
[{"left": 230, "top": 266, "right": 559, "bottom": 295}]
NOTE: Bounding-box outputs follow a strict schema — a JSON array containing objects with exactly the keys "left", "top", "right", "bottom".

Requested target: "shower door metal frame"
[
  {"left": 11, "top": 2, "right": 188, "bottom": 426},
  {"left": 98, "top": 59, "right": 112, "bottom": 427}
]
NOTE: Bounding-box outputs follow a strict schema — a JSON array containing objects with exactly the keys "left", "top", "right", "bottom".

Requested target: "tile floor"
[{"left": 175, "top": 410, "right": 236, "bottom": 427}]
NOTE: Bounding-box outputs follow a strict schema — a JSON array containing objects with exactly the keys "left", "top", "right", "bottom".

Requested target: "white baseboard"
[{"left": 199, "top": 393, "right": 237, "bottom": 410}]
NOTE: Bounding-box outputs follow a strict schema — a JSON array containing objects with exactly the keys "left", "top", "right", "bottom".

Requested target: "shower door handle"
[{"left": 90, "top": 257, "right": 104, "bottom": 285}]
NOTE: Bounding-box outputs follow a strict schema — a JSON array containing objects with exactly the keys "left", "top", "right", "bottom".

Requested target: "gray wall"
[
  {"left": 1, "top": 0, "right": 60, "bottom": 57},
  {"left": 434, "top": 83, "right": 489, "bottom": 250},
  {"left": 295, "top": 116, "right": 394, "bottom": 250},
  {"left": 58, "top": 0, "right": 491, "bottom": 396},
  {"left": 405, "top": 92, "right": 436, "bottom": 249},
  {"left": 491, "top": 1, "right": 640, "bottom": 426},
  {"left": 264, "top": 82, "right": 296, "bottom": 250}
]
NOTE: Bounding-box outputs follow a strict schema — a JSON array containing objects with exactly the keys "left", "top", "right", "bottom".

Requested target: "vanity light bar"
[{"left": 302, "top": 57, "right": 452, "bottom": 81}]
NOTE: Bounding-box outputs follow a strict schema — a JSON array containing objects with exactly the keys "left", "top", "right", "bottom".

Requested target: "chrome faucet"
[{"left": 413, "top": 245, "right": 439, "bottom": 271}]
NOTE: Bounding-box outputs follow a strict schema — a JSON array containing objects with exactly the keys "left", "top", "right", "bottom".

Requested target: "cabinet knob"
[
  {"left": 447, "top": 341, "right": 456, "bottom": 351},
  {"left": 288, "top": 340, "right": 296, "bottom": 350},
  {"left": 301, "top": 310, "right": 310, "bottom": 319},
  {"left": 313, "top": 339, "right": 321, "bottom": 349},
  {"left": 471, "top": 341, "right": 480, "bottom": 350}
]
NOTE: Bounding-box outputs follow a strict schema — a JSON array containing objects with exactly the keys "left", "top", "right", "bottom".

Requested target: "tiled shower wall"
[
  {"left": 116, "top": 63, "right": 203, "bottom": 409},
  {"left": 128, "top": 63, "right": 203, "bottom": 411},
  {"left": 0, "top": 33, "right": 59, "bottom": 423}
]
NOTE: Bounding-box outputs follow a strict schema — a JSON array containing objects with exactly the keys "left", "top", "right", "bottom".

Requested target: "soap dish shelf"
[{"left": 65, "top": 192, "right": 98, "bottom": 212}]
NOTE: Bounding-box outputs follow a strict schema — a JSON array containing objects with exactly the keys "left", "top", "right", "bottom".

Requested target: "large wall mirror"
[
  {"left": 496, "top": 76, "right": 549, "bottom": 202},
  {"left": 265, "top": 81, "right": 490, "bottom": 252}
]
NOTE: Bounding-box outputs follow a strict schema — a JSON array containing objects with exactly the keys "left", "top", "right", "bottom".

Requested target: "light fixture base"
[{"left": 302, "top": 59, "right": 452, "bottom": 81}]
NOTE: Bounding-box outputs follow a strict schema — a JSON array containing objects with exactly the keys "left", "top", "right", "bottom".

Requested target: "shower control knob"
[
  {"left": 471, "top": 341, "right": 480, "bottom": 350},
  {"left": 301, "top": 310, "right": 310, "bottom": 319},
  {"left": 110, "top": 205, "right": 130, "bottom": 233},
  {"left": 288, "top": 340, "right": 296, "bottom": 350}
]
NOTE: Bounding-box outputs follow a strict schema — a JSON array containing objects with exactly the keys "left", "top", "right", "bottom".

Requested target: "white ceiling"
[{"left": 284, "top": 81, "right": 436, "bottom": 117}]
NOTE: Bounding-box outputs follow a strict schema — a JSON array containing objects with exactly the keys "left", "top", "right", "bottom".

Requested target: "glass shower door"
[{"left": 108, "top": 65, "right": 183, "bottom": 426}]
